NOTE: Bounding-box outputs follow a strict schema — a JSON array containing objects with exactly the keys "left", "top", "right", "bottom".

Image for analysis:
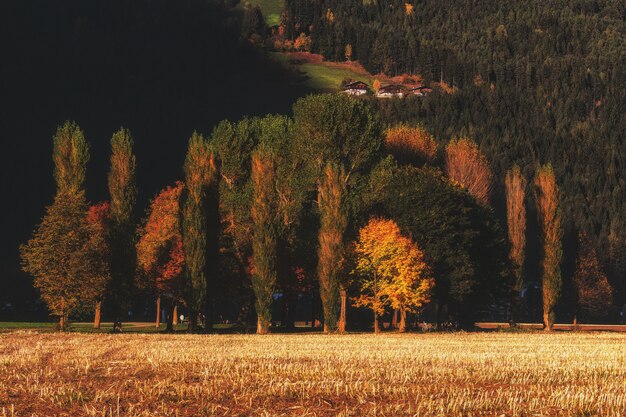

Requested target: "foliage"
[
  {"left": 251, "top": 150, "right": 278, "bottom": 333},
  {"left": 445, "top": 138, "right": 494, "bottom": 206},
  {"left": 534, "top": 164, "right": 563, "bottom": 331},
  {"left": 505, "top": 165, "right": 527, "bottom": 296},
  {"left": 366, "top": 163, "right": 512, "bottom": 326},
  {"left": 107, "top": 128, "right": 137, "bottom": 321},
  {"left": 573, "top": 232, "right": 613, "bottom": 321},
  {"left": 182, "top": 132, "right": 218, "bottom": 329},
  {"left": 136, "top": 183, "right": 185, "bottom": 301},
  {"left": 385, "top": 124, "right": 438, "bottom": 167},
  {"left": 20, "top": 192, "right": 108, "bottom": 330},
  {"left": 52, "top": 121, "right": 89, "bottom": 195},
  {"left": 86, "top": 201, "right": 112, "bottom": 305},
  {"left": 352, "top": 218, "right": 434, "bottom": 332}
]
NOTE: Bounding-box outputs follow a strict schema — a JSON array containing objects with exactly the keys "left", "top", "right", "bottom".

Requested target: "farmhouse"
[
  {"left": 342, "top": 81, "right": 369, "bottom": 96},
  {"left": 409, "top": 85, "right": 433, "bottom": 96},
  {"left": 376, "top": 84, "right": 406, "bottom": 98}
]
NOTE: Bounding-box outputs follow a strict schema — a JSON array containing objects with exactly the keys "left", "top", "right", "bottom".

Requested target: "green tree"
[
  {"left": 182, "top": 132, "right": 218, "bottom": 332},
  {"left": 52, "top": 121, "right": 89, "bottom": 194},
  {"left": 534, "top": 164, "right": 563, "bottom": 331},
  {"left": 107, "top": 128, "right": 137, "bottom": 331},
  {"left": 250, "top": 149, "right": 278, "bottom": 334},
  {"left": 293, "top": 94, "right": 382, "bottom": 332}
]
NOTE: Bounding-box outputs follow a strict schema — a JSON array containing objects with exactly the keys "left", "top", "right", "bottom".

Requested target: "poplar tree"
[
  {"left": 107, "top": 128, "right": 137, "bottom": 331},
  {"left": 534, "top": 164, "right": 562, "bottom": 331},
  {"left": 250, "top": 149, "right": 278, "bottom": 334},
  {"left": 445, "top": 138, "right": 494, "bottom": 206},
  {"left": 21, "top": 121, "right": 106, "bottom": 330},
  {"left": 293, "top": 94, "right": 382, "bottom": 333},
  {"left": 505, "top": 165, "right": 526, "bottom": 322},
  {"left": 182, "top": 132, "right": 218, "bottom": 331}
]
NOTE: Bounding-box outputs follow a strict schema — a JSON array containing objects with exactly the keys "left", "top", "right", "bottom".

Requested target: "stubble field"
[{"left": 1, "top": 331, "right": 625, "bottom": 416}]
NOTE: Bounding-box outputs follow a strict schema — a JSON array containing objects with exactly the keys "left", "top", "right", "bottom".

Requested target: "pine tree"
[
  {"left": 534, "top": 164, "right": 563, "bottom": 331},
  {"left": 251, "top": 149, "right": 278, "bottom": 334},
  {"left": 107, "top": 128, "right": 137, "bottom": 331}
]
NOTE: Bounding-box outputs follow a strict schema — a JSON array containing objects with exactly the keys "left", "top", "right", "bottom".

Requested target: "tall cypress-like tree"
[
  {"left": 250, "top": 149, "right": 278, "bottom": 334},
  {"left": 107, "top": 128, "right": 137, "bottom": 331},
  {"left": 505, "top": 165, "right": 526, "bottom": 321},
  {"left": 534, "top": 164, "right": 562, "bottom": 331},
  {"left": 317, "top": 163, "right": 347, "bottom": 333},
  {"left": 182, "top": 132, "right": 217, "bottom": 332},
  {"left": 53, "top": 121, "right": 89, "bottom": 195}
]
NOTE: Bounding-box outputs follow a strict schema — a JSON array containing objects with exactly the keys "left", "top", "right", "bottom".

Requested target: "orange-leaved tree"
[
  {"left": 86, "top": 201, "right": 111, "bottom": 329},
  {"left": 505, "top": 165, "right": 526, "bottom": 321},
  {"left": 385, "top": 125, "right": 438, "bottom": 167},
  {"left": 136, "top": 182, "right": 185, "bottom": 331},
  {"left": 533, "top": 164, "right": 562, "bottom": 331},
  {"left": 445, "top": 138, "right": 493, "bottom": 206},
  {"left": 352, "top": 218, "right": 434, "bottom": 333}
]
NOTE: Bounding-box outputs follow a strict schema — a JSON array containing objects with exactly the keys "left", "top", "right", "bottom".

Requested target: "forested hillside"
[{"left": 282, "top": 0, "right": 626, "bottom": 306}]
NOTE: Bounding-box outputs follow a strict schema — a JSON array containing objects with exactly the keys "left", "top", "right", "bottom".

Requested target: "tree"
[
  {"left": 385, "top": 125, "right": 438, "bottom": 167},
  {"left": 352, "top": 218, "right": 434, "bottom": 333},
  {"left": 136, "top": 183, "right": 185, "bottom": 332},
  {"left": 52, "top": 121, "right": 89, "bottom": 195},
  {"left": 345, "top": 43, "right": 353, "bottom": 61},
  {"left": 86, "top": 202, "right": 111, "bottom": 329},
  {"left": 534, "top": 164, "right": 563, "bottom": 331},
  {"left": 182, "top": 132, "right": 218, "bottom": 332},
  {"left": 505, "top": 165, "right": 526, "bottom": 321},
  {"left": 107, "top": 128, "right": 137, "bottom": 331},
  {"left": 573, "top": 232, "right": 613, "bottom": 323},
  {"left": 250, "top": 150, "right": 278, "bottom": 334},
  {"left": 294, "top": 33, "right": 311, "bottom": 51},
  {"left": 445, "top": 138, "right": 494, "bottom": 206},
  {"left": 317, "top": 163, "right": 347, "bottom": 332},
  {"left": 21, "top": 121, "right": 99, "bottom": 331},
  {"left": 21, "top": 192, "right": 109, "bottom": 331},
  {"left": 366, "top": 163, "right": 512, "bottom": 328},
  {"left": 293, "top": 94, "right": 382, "bottom": 332}
]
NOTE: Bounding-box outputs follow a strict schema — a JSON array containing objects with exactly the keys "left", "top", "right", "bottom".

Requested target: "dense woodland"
[{"left": 281, "top": 0, "right": 626, "bottom": 314}]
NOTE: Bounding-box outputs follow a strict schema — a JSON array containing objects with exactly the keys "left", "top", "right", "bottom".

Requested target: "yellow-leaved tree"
[{"left": 352, "top": 218, "right": 434, "bottom": 332}]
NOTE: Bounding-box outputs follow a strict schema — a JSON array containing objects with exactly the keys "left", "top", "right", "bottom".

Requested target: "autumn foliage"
[
  {"left": 136, "top": 182, "right": 185, "bottom": 300},
  {"left": 385, "top": 125, "right": 438, "bottom": 167},
  {"left": 445, "top": 138, "right": 494, "bottom": 206},
  {"left": 505, "top": 166, "right": 526, "bottom": 296},
  {"left": 352, "top": 218, "right": 434, "bottom": 332},
  {"left": 534, "top": 165, "right": 562, "bottom": 331}
]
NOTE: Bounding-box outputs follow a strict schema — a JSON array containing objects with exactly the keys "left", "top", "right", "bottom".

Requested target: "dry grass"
[{"left": 1, "top": 332, "right": 625, "bottom": 416}]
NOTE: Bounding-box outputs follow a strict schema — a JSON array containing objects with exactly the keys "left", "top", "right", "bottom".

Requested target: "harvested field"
[{"left": 1, "top": 332, "right": 625, "bottom": 416}]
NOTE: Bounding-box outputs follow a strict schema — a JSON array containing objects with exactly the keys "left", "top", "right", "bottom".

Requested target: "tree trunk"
[
  {"left": 311, "top": 292, "right": 317, "bottom": 328},
  {"left": 94, "top": 301, "right": 102, "bottom": 329},
  {"left": 59, "top": 312, "right": 66, "bottom": 332},
  {"left": 374, "top": 314, "right": 381, "bottom": 334},
  {"left": 188, "top": 310, "right": 197, "bottom": 333},
  {"left": 155, "top": 295, "right": 161, "bottom": 328},
  {"left": 543, "top": 310, "right": 554, "bottom": 331},
  {"left": 204, "top": 296, "right": 213, "bottom": 333},
  {"left": 257, "top": 317, "right": 270, "bottom": 334},
  {"left": 391, "top": 309, "right": 398, "bottom": 329},
  {"left": 398, "top": 307, "right": 407, "bottom": 333},
  {"left": 173, "top": 305, "right": 179, "bottom": 325},
  {"left": 165, "top": 299, "right": 175, "bottom": 332},
  {"left": 338, "top": 289, "right": 347, "bottom": 333}
]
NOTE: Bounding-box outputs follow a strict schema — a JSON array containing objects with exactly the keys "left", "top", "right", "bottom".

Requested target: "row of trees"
[
  {"left": 21, "top": 94, "right": 617, "bottom": 332},
  {"left": 275, "top": 0, "right": 626, "bottom": 313}
]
